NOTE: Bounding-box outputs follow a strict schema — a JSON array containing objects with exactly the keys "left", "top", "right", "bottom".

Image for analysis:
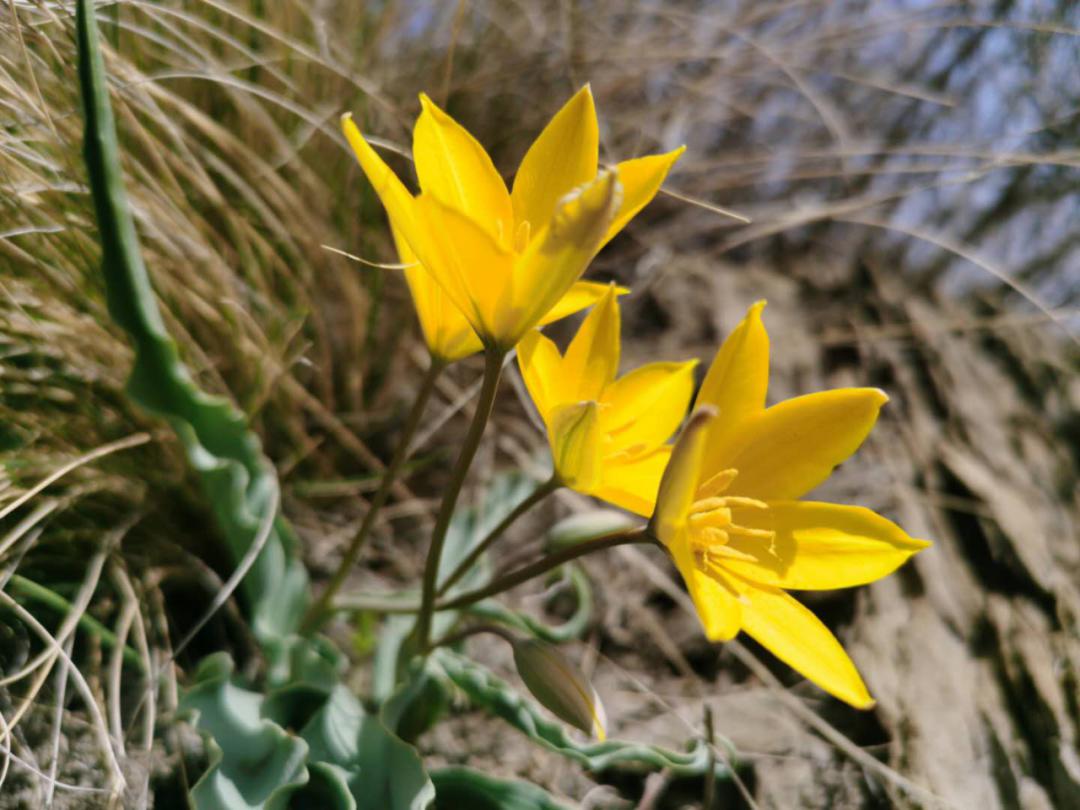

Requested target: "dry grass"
[{"left": 1, "top": 0, "right": 1077, "bottom": 807}]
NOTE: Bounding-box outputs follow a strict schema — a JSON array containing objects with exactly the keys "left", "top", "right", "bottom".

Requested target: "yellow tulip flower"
[
  {"left": 649, "top": 302, "right": 931, "bottom": 708},
  {"left": 519, "top": 285, "right": 697, "bottom": 515},
  {"left": 342, "top": 86, "right": 684, "bottom": 352}
]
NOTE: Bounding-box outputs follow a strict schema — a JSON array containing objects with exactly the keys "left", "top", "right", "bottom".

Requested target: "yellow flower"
[
  {"left": 519, "top": 285, "right": 697, "bottom": 516},
  {"left": 342, "top": 86, "right": 684, "bottom": 352},
  {"left": 649, "top": 302, "right": 931, "bottom": 708}
]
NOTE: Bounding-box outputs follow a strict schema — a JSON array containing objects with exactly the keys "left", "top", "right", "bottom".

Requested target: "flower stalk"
[
  {"left": 302, "top": 357, "right": 444, "bottom": 632},
  {"left": 415, "top": 346, "right": 506, "bottom": 651},
  {"left": 436, "top": 474, "right": 561, "bottom": 598}
]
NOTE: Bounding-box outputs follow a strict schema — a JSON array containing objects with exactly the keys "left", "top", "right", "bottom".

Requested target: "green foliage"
[
  {"left": 76, "top": 0, "right": 308, "bottom": 671},
  {"left": 181, "top": 654, "right": 435, "bottom": 810},
  {"left": 430, "top": 768, "right": 572, "bottom": 810},
  {"left": 435, "top": 649, "right": 725, "bottom": 777}
]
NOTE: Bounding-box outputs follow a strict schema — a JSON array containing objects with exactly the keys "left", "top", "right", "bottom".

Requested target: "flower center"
[{"left": 687, "top": 468, "right": 775, "bottom": 571}]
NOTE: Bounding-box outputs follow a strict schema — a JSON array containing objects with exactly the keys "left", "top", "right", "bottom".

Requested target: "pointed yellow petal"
[
  {"left": 414, "top": 94, "right": 513, "bottom": 242},
  {"left": 650, "top": 407, "right": 716, "bottom": 545},
  {"left": 602, "top": 360, "right": 698, "bottom": 454},
  {"left": 511, "top": 85, "right": 599, "bottom": 231},
  {"left": 517, "top": 329, "right": 566, "bottom": 421},
  {"left": 696, "top": 301, "right": 769, "bottom": 477},
  {"left": 721, "top": 388, "right": 889, "bottom": 501},
  {"left": 593, "top": 446, "right": 671, "bottom": 517},
  {"left": 733, "top": 580, "right": 874, "bottom": 708},
  {"left": 721, "top": 501, "right": 932, "bottom": 590},
  {"left": 412, "top": 193, "right": 515, "bottom": 341},
  {"left": 549, "top": 401, "right": 603, "bottom": 491},
  {"left": 536, "top": 281, "right": 630, "bottom": 329},
  {"left": 504, "top": 170, "right": 620, "bottom": 347},
  {"left": 668, "top": 530, "right": 743, "bottom": 641},
  {"left": 562, "top": 285, "right": 621, "bottom": 402},
  {"left": 342, "top": 113, "right": 424, "bottom": 255},
  {"left": 600, "top": 147, "right": 685, "bottom": 249}
]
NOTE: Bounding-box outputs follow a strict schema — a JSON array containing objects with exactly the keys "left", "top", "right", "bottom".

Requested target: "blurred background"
[{"left": 2, "top": 1, "right": 1078, "bottom": 807}]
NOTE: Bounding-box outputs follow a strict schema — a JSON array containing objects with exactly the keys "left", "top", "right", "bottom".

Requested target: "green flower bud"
[
  {"left": 546, "top": 509, "right": 637, "bottom": 551},
  {"left": 512, "top": 639, "right": 606, "bottom": 740}
]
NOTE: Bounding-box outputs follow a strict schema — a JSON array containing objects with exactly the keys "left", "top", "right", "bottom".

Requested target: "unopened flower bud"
[
  {"left": 547, "top": 509, "right": 637, "bottom": 552},
  {"left": 512, "top": 639, "right": 606, "bottom": 740}
]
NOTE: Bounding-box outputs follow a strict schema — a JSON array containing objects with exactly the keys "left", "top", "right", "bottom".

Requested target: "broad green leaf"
[
  {"left": 431, "top": 768, "right": 572, "bottom": 810},
  {"left": 181, "top": 654, "right": 310, "bottom": 810},
  {"left": 76, "top": 0, "right": 308, "bottom": 669},
  {"left": 434, "top": 649, "right": 728, "bottom": 777},
  {"left": 181, "top": 654, "right": 435, "bottom": 810}
]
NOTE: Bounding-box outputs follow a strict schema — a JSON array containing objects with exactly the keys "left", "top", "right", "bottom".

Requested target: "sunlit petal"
[
  {"left": 696, "top": 301, "right": 769, "bottom": 473},
  {"left": 721, "top": 501, "right": 931, "bottom": 590},
  {"left": 507, "top": 170, "right": 620, "bottom": 347},
  {"left": 549, "top": 401, "right": 603, "bottom": 491},
  {"left": 342, "top": 113, "right": 425, "bottom": 257},
  {"left": 517, "top": 330, "right": 566, "bottom": 422},
  {"left": 593, "top": 446, "right": 670, "bottom": 517},
  {"left": 600, "top": 148, "right": 685, "bottom": 249},
  {"left": 413, "top": 193, "right": 515, "bottom": 340},
  {"left": 602, "top": 360, "right": 697, "bottom": 454},
  {"left": 651, "top": 408, "right": 716, "bottom": 546},
  {"left": 511, "top": 85, "right": 599, "bottom": 232},
  {"left": 536, "top": 281, "right": 629, "bottom": 329},
  {"left": 562, "top": 285, "right": 621, "bottom": 401},
  {"left": 720, "top": 388, "right": 889, "bottom": 500},
  {"left": 669, "top": 531, "right": 743, "bottom": 641},
  {"left": 414, "top": 94, "right": 513, "bottom": 243},
  {"left": 733, "top": 578, "right": 874, "bottom": 708}
]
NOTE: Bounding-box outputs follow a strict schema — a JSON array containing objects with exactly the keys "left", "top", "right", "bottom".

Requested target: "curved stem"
[
  {"left": 302, "top": 357, "right": 444, "bottom": 632},
  {"left": 436, "top": 526, "right": 653, "bottom": 612},
  {"left": 436, "top": 475, "right": 560, "bottom": 598},
  {"left": 415, "top": 347, "right": 506, "bottom": 651},
  {"left": 430, "top": 622, "right": 516, "bottom": 650}
]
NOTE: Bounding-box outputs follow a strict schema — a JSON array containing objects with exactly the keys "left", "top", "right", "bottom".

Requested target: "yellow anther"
[
  {"left": 514, "top": 219, "right": 532, "bottom": 253},
  {"left": 697, "top": 468, "right": 738, "bottom": 499},
  {"left": 689, "top": 507, "right": 733, "bottom": 529},
  {"left": 723, "top": 496, "right": 769, "bottom": 510},
  {"left": 689, "top": 497, "right": 731, "bottom": 514}
]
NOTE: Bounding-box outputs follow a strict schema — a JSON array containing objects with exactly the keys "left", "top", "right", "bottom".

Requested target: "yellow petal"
[
  {"left": 733, "top": 579, "right": 874, "bottom": 708},
  {"left": 696, "top": 301, "right": 769, "bottom": 476},
  {"left": 517, "top": 329, "right": 566, "bottom": 421},
  {"left": 650, "top": 407, "right": 716, "bottom": 546},
  {"left": 721, "top": 388, "right": 889, "bottom": 501},
  {"left": 721, "top": 501, "right": 932, "bottom": 590},
  {"left": 342, "top": 113, "right": 424, "bottom": 256},
  {"left": 668, "top": 529, "right": 743, "bottom": 641},
  {"left": 389, "top": 221, "right": 480, "bottom": 362},
  {"left": 536, "top": 281, "right": 630, "bottom": 329},
  {"left": 511, "top": 85, "right": 599, "bottom": 232},
  {"left": 504, "top": 170, "right": 620, "bottom": 347},
  {"left": 600, "top": 147, "right": 685, "bottom": 249},
  {"left": 593, "top": 446, "right": 671, "bottom": 517},
  {"left": 414, "top": 94, "right": 513, "bottom": 243},
  {"left": 549, "top": 401, "right": 603, "bottom": 491},
  {"left": 412, "top": 193, "right": 515, "bottom": 341},
  {"left": 562, "top": 285, "right": 620, "bottom": 402},
  {"left": 602, "top": 360, "right": 697, "bottom": 454}
]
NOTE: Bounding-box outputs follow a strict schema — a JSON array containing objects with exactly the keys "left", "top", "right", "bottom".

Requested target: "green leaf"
[
  {"left": 434, "top": 649, "right": 727, "bottom": 777},
  {"left": 181, "top": 654, "right": 310, "bottom": 810},
  {"left": 431, "top": 768, "right": 572, "bottom": 810},
  {"left": 76, "top": 0, "right": 309, "bottom": 663},
  {"left": 181, "top": 654, "right": 435, "bottom": 810},
  {"left": 298, "top": 685, "right": 435, "bottom": 810}
]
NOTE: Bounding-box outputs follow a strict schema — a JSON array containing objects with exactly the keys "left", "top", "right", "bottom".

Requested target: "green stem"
[
  {"left": 6, "top": 575, "right": 143, "bottom": 670},
  {"left": 415, "top": 347, "right": 505, "bottom": 651},
  {"left": 436, "top": 475, "right": 560, "bottom": 598},
  {"left": 437, "top": 526, "right": 652, "bottom": 613},
  {"left": 430, "top": 622, "right": 516, "bottom": 650},
  {"left": 303, "top": 358, "right": 444, "bottom": 632}
]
